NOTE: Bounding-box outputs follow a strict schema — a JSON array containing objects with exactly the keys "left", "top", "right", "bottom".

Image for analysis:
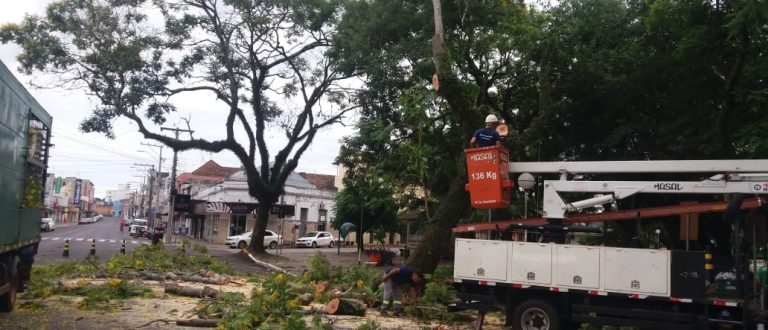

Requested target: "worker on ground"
[
  {"left": 379, "top": 265, "right": 424, "bottom": 316},
  {"left": 470, "top": 114, "right": 502, "bottom": 148}
]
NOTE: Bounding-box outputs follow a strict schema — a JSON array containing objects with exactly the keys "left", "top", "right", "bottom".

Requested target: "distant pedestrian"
[
  {"left": 470, "top": 114, "right": 502, "bottom": 148},
  {"left": 152, "top": 223, "right": 165, "bottom": 245}
]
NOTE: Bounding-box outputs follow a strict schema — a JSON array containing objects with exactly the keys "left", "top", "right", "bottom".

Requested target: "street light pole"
[
  {"left": 140, "top": 143, "right": 163, "bottom": 227},
  {"left": 358, "top": 192, "right": 364, "bottom": 263},
  {"left": 161, "top": 127, "right": 193, "bottom": 244}
]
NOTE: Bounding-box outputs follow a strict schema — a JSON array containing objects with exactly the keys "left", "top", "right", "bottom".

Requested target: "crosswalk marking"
[{"left": 43, "top": 237, "right": 145, "bottom": 245}]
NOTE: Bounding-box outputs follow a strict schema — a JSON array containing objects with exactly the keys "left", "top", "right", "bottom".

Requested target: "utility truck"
[
  {"left": 453, "top": 145, "right": 768, "bottom": 329},
  {"left": 0, "top": 60, "right": 52, "bottom": 312}
]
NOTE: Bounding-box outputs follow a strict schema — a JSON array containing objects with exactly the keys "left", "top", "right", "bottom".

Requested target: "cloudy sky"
[{"left": 0, "top": 1, "right": 355, "bottom": 198}]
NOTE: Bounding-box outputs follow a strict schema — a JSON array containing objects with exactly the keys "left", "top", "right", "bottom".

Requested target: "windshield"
[{"left": 303, "top": 232, "right": 317, "bottom": 238}]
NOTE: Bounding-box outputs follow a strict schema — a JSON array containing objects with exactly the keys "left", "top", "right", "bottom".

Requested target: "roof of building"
[
  {"left": 190, "top": 160, "right": 240, "bottom": 178},
  {"left": 299, "top": 172, "right": 337, "bottom": 191},
  {"left": 176, "top": 173, "right": 224, "bottom": 185}
]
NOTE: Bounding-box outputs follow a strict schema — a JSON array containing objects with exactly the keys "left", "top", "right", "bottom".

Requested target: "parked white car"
[
  {"left": 40, "top": 218, "right": 56, "bottom": 232},
  {"left": 78, "top": 217, "right": 95, "bottom": 224},
  {"left": 296, "top": 231, "right": 335, "bottom": 248},
  {"left": 226, "top": 230, "right": 282, "bottom": 249},
  {"left": 129, "top": 219, "right": 149, "bottom": 237}
]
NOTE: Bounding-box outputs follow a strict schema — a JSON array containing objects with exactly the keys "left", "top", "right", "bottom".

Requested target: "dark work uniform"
[
  {"left": 383, "top": 266, "right": 416, "bottom": 306},
  {"left": 473, "top": 128, "right": 501, "bottom": 147}
]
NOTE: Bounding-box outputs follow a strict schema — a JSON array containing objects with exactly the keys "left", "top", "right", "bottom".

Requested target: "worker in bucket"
[
  {"left": 379, "top": 265, "right": 425, "bottom": 316},
  {"left": 470, "top": 114, "right": 502, "bottom": 148}
]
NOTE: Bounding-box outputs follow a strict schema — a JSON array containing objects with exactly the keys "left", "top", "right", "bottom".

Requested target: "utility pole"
[
  {"left": 133, "top": 163, "right": 154, "bottom": 220},
  {"left": 161, "top": 126, "right": 194, "bottom": 243},
  {"left": 131, "top": 174, "right": 146, "bottom": 217},
  {"left": 141, "top": 143, "right": 164, "bottom": 227}
]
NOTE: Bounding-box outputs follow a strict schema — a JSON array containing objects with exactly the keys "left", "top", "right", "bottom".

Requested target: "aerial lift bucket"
[{"left": 465, "top": 146, "right": 513, "bottom": 209}]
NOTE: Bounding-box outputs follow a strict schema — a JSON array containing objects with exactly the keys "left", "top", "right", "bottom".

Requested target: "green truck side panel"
[{"left": 0, "top": 59, "right": 52, "bottom": 252}]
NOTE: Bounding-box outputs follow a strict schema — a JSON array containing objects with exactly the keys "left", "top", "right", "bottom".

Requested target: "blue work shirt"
[
  {"left": 387, "top": 266, "right": 416, "bottom": 285},
  {"left": 473, "top": 128, "right": 501, "bottom": 147}
]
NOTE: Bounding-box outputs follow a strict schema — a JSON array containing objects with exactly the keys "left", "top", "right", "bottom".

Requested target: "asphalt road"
[{"left": 36, "top": 216, "right": 150, "bottom": 264}]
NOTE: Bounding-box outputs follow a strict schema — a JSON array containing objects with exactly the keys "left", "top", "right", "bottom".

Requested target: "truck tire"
[
  {"left": 0, "top": 256, "right": 19, "bottom": 313},
  {"left": 510, "top": 299, "right": 560, "bottom": 330}
]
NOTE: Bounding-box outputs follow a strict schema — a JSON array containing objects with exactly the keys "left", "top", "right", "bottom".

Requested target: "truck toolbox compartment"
[
  {"left": 510, "top": 242, "right": 552, "bottom": 285},
  {"left": 454, "top": 239, "right": 508, "bottom": 281},
  {"left": 604, "top": 247, "right": 669, "bottom": 295},
  {"left": 555, "top": 245, "right": 600, "bottom": 289}
]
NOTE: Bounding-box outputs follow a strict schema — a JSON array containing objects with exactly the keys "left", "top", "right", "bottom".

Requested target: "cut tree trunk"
[
  {"left": 407, "top": 171, "right": 469, "bottom": 274},
  {"left": 315, "top": 282, "right": 329, "bottom": 294},
  {"left": 164, "top": 283, "right": 218, "bottom": 298},
  {"left": 298, "top": 293, "right": 314, "bottom": 306},
  {"left": 331, "top": 291, "right": 374, "bottom": 306},
  {"left": 326, "top": 297, "right": 366, "bottom": 316},
  {"left": 176, "top": 319, "right": 220, "bottom": 327}
]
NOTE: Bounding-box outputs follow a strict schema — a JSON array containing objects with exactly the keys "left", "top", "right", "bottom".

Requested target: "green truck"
[{"left": 0, "top": 59, "right": 52, "bottom": 312}]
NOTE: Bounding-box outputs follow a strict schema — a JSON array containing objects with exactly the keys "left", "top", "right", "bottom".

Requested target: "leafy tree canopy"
[{"left": 1, "top": 0, "right": 356, "bottom": 253}]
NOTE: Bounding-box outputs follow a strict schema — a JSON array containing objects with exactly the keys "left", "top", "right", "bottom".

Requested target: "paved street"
[
  {"left": 37, "top": 217, "right": 399, "bottom": 274},
  {"left": 36, "top": 217, "right": 149, "bottom": 263}
]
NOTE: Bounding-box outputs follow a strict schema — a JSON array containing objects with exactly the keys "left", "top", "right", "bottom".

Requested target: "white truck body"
[{"left": 455, "top": 239, "right": 671, "bottom": 297}]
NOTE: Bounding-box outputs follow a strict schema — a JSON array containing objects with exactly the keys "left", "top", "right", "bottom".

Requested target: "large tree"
[
  {"left": 334, "top": 0, "right": 768, "bottom": 272},
  {"left": 332, "top": 0, "right": 538, "bottom": 273},
  {"left": 1, "top": 0, "right": 355, "bottom": 253},
  {"left": 331, "top": 167, "right": 399, "bottom": 252}
]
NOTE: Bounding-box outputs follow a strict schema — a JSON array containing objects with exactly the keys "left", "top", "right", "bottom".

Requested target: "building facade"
[{"left": 181, "top": 167, "right": 337, "bottom": 244}]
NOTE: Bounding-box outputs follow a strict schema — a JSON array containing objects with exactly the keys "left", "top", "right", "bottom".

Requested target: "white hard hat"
[{"left": 485, "top": 114, "right": 499, "bottom": 123}]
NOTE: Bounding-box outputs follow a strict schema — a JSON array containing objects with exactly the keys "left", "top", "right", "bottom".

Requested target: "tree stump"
[
  {"left": 326, "top": 297, "right": 366, "bottom": 316},
  {"left": 315, "top": 281, "right": 329, "bottom": 294}
]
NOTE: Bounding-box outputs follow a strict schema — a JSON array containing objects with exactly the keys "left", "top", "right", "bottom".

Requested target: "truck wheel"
[
  {"left": 511, "top": 299, "right": 560, "bottom": 330},
  {"left": 0, "top": 256, "right": 19, "bottom": 313}
]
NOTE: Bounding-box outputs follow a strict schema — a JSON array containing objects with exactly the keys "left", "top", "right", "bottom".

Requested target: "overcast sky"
[{"left": 0, "top": 1, "right": 355, "bottom": 198}]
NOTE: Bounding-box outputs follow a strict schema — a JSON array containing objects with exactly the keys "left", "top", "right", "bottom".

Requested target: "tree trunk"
[
  {"left": 249, "top": 197, "right": 274, "bottom": 254},
  {"left": 407, "top": 168, "right": 470, "bottom": 274},
  {"left": 357, "top": 229, "right": 365, "bottom": 252},
  {"left": 164, "top": 283, "right": 218, "bottom": 298},
  {"left": 326, "top": 297, "right": 366, "bottom": 316},
  {"left": 405, "top": 0, "right": 476, "bottom": 275}
]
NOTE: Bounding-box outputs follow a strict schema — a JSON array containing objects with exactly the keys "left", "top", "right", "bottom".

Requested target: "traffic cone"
[
  {"left": 62, "top": 239, "right": 69, "bottom": 258},
  {"left": 90, "top": 239, "right": 96, "bottom": 256},
  {"left": 120, "top": 240, "right": 126, "bottom": 255}
]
